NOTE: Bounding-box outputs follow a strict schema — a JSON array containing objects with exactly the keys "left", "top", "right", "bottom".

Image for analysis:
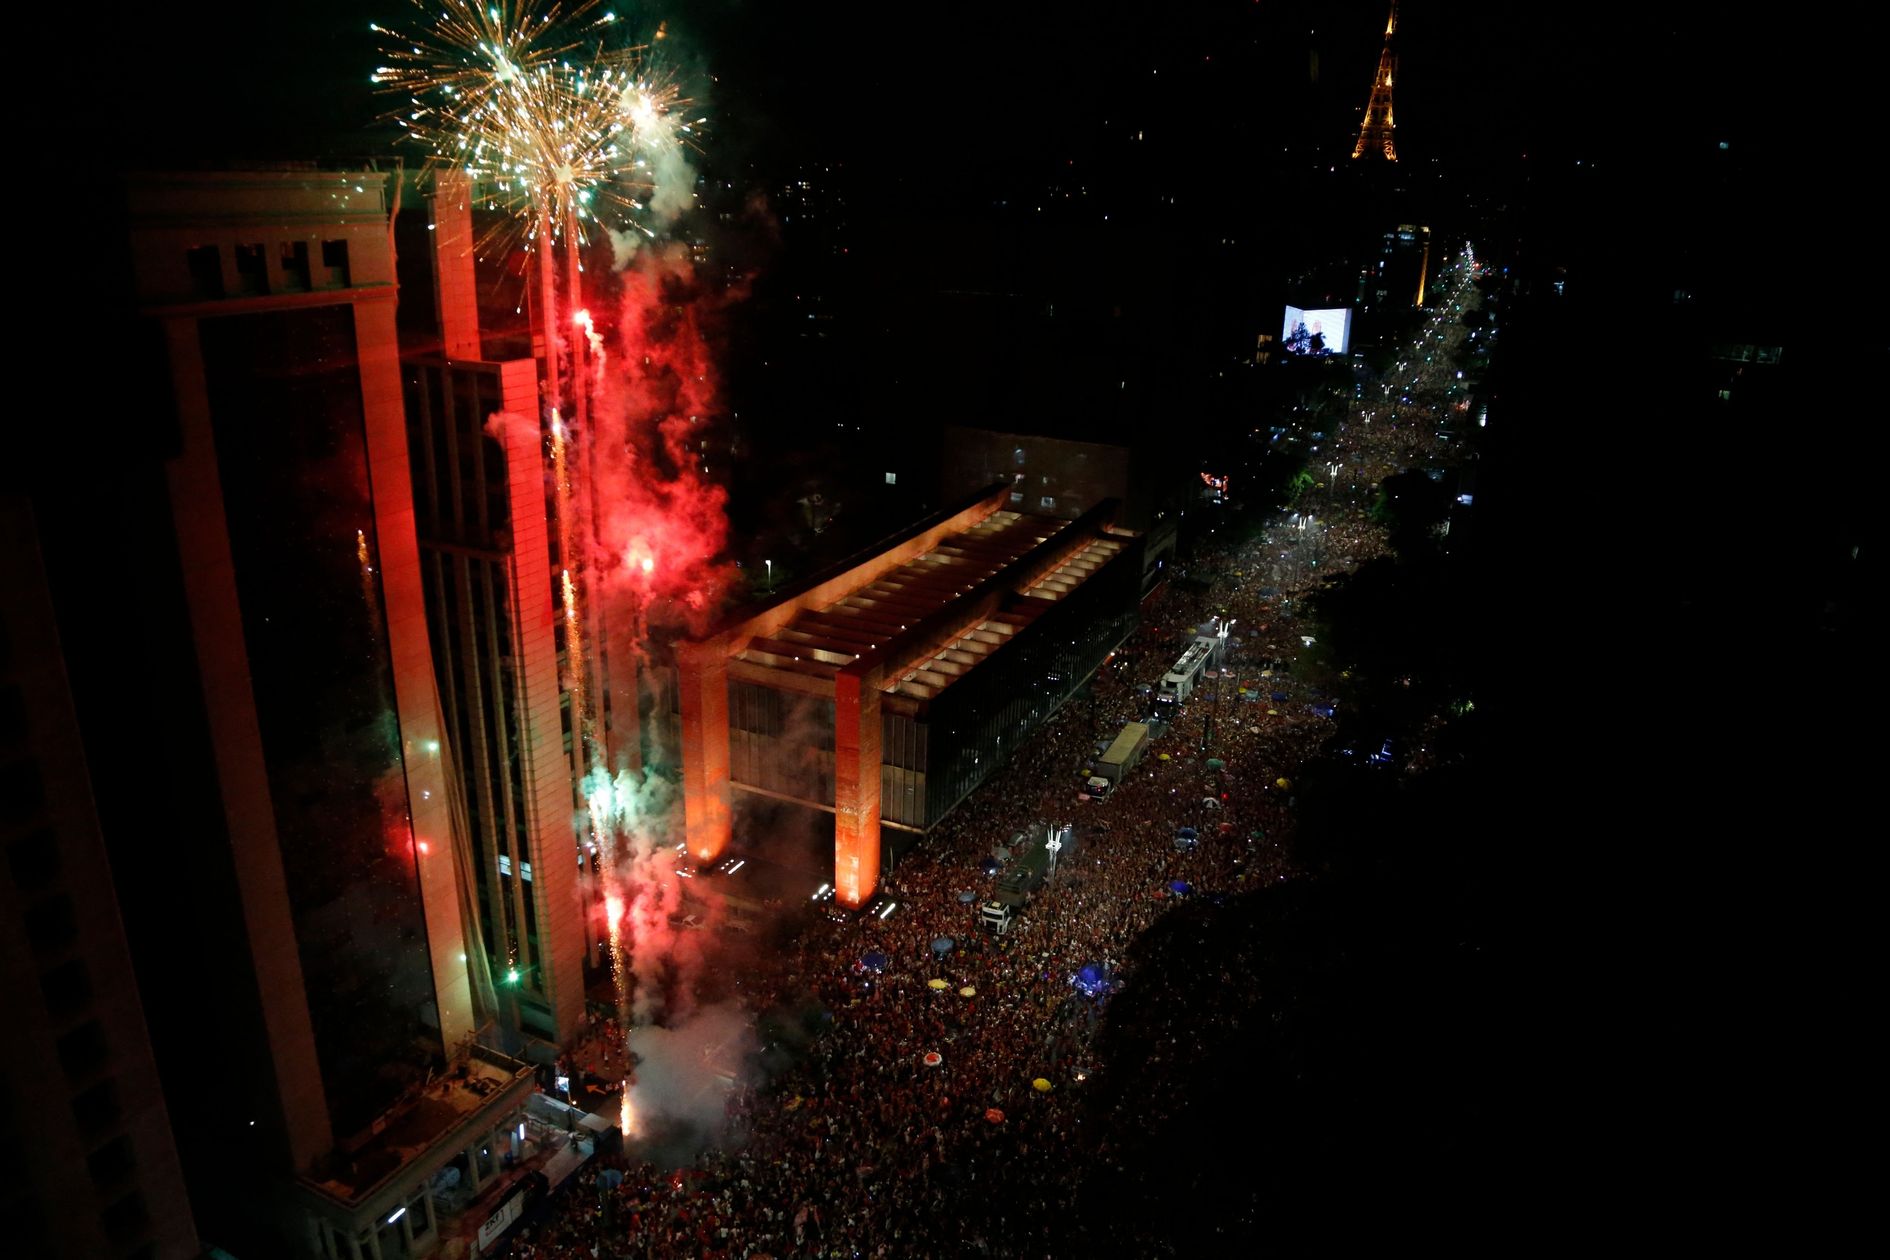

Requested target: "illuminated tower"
[{"left": 1352, "top": 2, "right": 1400, "bottom": 161}]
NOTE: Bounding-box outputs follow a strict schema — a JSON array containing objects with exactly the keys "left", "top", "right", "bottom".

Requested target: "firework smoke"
[
  {"left": 618, "top": 1000, "right": 754, "bottom": 1160},
  {"left": 586, "top": 241, "right": 734, "bottom": 625}
]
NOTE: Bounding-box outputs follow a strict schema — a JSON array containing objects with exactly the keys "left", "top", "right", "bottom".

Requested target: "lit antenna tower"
[{"left": 1352, "top": 2, "right": 1400, "bottom": 161}]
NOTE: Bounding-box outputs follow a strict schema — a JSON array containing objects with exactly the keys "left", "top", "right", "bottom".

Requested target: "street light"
[{"left": 765, "top": 559, "right": 773, "bottom": 593}]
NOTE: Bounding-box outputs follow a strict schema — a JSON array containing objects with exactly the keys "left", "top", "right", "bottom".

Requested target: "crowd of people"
[{"left": 498, "top": 255, "right": 1484, "bottom": 1259}]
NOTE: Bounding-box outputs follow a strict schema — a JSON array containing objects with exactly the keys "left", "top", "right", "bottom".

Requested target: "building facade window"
[
  {"left": 321, "top": 239, "right": 350, "bottom": 287},
  {"left": 278, "top": 240, "right": 311, "bottom": 291},
  {"left": 185, "top": 245, "right": 223, "bottom": 299},
  {"left": 234, "top": 244, "right": 268, "bottom": 295}
]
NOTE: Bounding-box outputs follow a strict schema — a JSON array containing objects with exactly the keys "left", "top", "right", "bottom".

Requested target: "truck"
[
  {"left": 992, "top": 832, "right": 1053, "bottom": 908},
  {"left": 1094, "top": 722, "right": 1151, "bottom": 784},
  {"left": 978, "top": 900, "right": 1016, "bottom": 935},
  {"left": 993, "top": 865, "right": 1043, "bottom": 908}
]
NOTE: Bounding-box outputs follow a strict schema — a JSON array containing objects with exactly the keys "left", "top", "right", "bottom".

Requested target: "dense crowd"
[{"left": 499, "top": 256, "right": 1483, "bottom": 1259}]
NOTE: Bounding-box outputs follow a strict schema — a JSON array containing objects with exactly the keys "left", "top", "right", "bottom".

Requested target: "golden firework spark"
[{"left": 376, "top": 2, "right": 701, "bottom": 258}]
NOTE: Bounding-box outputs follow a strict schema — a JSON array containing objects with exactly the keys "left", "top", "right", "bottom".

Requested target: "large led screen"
[{"left": 1282, "top": 306, "right": 1351, "bottom": 356}]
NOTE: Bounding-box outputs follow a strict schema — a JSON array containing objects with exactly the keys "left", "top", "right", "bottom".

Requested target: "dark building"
[
  {"left": 938, "top": 425, "right": 1184, "bottom": 595},
  {"left": 1, "top": 500, "right": 200, "bottom": 1260},
  {"left": 8, "top": 168, "right": 543, "bottom": 1259},
  {"left": 1362, "top": 222, "right": 1432, "bottom": 313}
]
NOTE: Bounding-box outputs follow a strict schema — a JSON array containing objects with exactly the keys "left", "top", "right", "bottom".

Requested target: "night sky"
[{"left": 103, "top": 2, "right": 1802, "bottom": 174}]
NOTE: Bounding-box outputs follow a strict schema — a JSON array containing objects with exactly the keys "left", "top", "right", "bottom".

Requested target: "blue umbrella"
[
  {"left": 1074, "top": 963, "right": 1111, "bottom": 998},
  {"left": 1168, "top": 880, "right": 1194, "bottom": 896},
  {"left": 931, "top": 936, "right": 955, "bottom": 958},
  {"left": 861, "top": 952, "right": 888, "bottom": 974},
  {"left": 958, "top": 890, "right": 977, "bottom": 904},
  {"left": 1271, "top": 691, "right": 1288, "bottom": 702},
  {"left": 1176, "top": 827, "right": 1198, "bottom": 841}
]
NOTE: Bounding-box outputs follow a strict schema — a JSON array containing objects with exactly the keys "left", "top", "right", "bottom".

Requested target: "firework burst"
[
  {"left": 371, "top": 1, "right": 594, "bottom": 111},
  {"left": 376, "top": 1, "right": 701, "bottom": 256}
]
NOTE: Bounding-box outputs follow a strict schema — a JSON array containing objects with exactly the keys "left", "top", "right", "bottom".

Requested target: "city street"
[{"left": 494, "top": 247, "right": 1491, "bottom": 1259}]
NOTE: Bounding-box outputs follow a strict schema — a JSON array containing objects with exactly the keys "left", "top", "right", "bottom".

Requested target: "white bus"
[{"left": 1156, "top": 638, "right": 1220, "bottom": 706}]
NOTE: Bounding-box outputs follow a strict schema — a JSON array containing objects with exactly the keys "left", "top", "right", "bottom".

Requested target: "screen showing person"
[{"left": 1279, "top": 306, "right": 1351, "bottom": 356}]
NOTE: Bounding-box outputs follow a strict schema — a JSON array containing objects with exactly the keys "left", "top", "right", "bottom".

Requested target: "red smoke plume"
[{"left": 584, "top": 241, "right": 738, "bottom": 629}]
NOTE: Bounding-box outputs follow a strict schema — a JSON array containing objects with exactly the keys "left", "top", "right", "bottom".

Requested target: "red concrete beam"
[
  {"left": 831, "top": 669, "right": 883, "bottom": 908},
  {"left": 677, "top": 637, "right": 732, "bottom": 863}
]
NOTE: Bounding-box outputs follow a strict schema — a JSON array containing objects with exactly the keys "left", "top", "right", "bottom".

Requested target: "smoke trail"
[
  {"left": 586, "top": 240, "right": 739, "bottom": 630},
  {"left": 557, "top": 223, "right": 752, "bottom": 1142},
  {"left": 583, "top": 764, "right": 715, "bottom": 1026}
]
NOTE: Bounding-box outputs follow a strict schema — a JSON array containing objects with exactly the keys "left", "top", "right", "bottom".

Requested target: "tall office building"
[
  {"left": 398, "top": 173, "right": 587, "bottom": 1045},
  {"left": 50, "top": 167, "right": 542, "bottom": 1259}
]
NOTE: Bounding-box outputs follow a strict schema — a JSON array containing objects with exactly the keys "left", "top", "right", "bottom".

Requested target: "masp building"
[{"left": 676, "top": 487, "right": 1138, "bottom": 906}]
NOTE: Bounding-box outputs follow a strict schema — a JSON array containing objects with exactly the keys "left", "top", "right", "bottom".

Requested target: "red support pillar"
[
  {"left": 678, "top": 639, "right": 731, "bottom": 864},
  {"left": 832, "top": 669, "right": 882, "bottom": 908}
]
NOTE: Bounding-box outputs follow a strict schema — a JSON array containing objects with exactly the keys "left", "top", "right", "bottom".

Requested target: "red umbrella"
[{"left": 984, "top": 1108, "right": 1006, "bottom": 1124}]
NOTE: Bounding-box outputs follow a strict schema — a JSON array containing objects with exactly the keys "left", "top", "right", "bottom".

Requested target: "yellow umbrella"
[
  {"left": 1032, "top": 1078, "right": 1053, "bottom": 1093},
  {"left": 928, "top": 978, "right": 949, "bottom": 990},
  {"left": 959, "top": 986, "right": 977, "bottom": 998},
  {"left": 1158, "top": 753, "right": 1172, "bottom": 762},
  {"left": 1266, "top": 709, "right": 1279, "bottom": 716},
  {"left": 1275, "top": 777, "right": 1292, "bottom": 790}
]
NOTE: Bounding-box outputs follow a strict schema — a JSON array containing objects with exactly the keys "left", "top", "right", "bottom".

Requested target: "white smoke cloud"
[
  {"left": 644, "top": 137, "right": 698, "bottom": 224},
  {"left": 625, "top": 999, "right": 754, "bottom": 1153},
  {"left": 607, "top": 226, "right": 644, "bottom": 266}
]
